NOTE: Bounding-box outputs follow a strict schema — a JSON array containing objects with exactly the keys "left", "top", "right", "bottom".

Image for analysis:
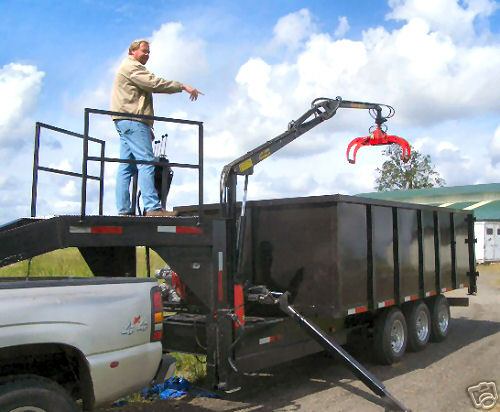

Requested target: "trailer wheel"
[
  {"left": 373, "top": 307, "right": 408, "bottom": 365},
  {"left": 429, "top": 294, "right": 450, "bottom": 342},
  {"left": 403, "top": 301, "right": 431, "bottom": 351},
  {"left": 0, "top": 375, "right": 79, "bottom": 412}
]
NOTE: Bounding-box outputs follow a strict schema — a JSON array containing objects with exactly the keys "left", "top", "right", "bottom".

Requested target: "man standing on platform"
[{"left": 111, "top": 39, "right": 202, "bottom": 216}]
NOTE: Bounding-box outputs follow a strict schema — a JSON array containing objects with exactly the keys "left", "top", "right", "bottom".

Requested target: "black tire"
[
  {"left": 373, "top": 307, "right": 408, "bottom": 365},
  {"left": 403, "top": 301, "right": 431, "bottom": 351},
  {"left": 0, "top": 375, "right": 79, "bottom": 412},
  {"left": 429, "top": 294, "right": 451, "bottom": 342}
]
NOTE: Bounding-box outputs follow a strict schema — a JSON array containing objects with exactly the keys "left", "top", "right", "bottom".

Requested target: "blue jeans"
[{"left": 115, "top": 120, "right": 161, "bottom": 214}]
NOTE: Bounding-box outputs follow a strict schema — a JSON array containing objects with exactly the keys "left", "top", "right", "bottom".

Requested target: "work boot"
[{"left": 144, "top": 209, "right": 178, "bottom": 217}]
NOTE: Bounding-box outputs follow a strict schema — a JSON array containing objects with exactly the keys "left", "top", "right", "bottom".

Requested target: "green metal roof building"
[{"left": 357, "top": 183, "right": 500, "bottom": 221}]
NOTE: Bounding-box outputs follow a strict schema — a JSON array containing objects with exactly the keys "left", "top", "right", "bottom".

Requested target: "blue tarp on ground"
[{"left": 113, "top": 376, "right": 219, "bottom": 407}]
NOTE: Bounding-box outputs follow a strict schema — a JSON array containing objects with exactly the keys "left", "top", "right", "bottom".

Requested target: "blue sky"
[{"left": 0, "top": 0, "right": 499, "bottom": 223}]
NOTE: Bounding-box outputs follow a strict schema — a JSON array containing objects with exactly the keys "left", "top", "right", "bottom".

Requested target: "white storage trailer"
[{"left": 475, "top": 221, "right": 500, "bottom": 263}]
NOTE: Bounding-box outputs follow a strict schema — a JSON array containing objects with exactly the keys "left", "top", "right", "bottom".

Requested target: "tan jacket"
[{"left": 111, "top": 56, "right": 183, "bottom": 126}]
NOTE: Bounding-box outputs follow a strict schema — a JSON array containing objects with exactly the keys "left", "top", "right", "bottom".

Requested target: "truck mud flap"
[{"left": 279, "top": 292, "right": 409, "bottom": 412}]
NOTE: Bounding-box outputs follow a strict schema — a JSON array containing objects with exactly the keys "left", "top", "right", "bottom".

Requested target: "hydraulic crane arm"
[
  {"left": 219, "top": 96, "right": 411, "bottom": 292},
  {"left": 220, "top": 96, "right": 410, "bottom": 213}
]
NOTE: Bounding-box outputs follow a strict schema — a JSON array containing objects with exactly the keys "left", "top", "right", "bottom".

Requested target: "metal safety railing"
[
  {"left": 31, "top": 122, "right": 105, "bottom": 217},
  {"left": 31, "top": 109, "right": 204, "bottom": 220}
]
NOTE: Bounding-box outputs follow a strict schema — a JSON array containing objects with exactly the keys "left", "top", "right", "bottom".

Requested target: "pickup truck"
[{"left": 0, "top": 276, "right": 171, "bottom": 411}]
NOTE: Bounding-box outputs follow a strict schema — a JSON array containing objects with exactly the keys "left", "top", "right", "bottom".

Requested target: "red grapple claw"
[{"left": 346, "top": 126, "right": 411, "bottom": 164}]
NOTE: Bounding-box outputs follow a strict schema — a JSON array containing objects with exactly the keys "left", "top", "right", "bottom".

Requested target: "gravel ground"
[{"left": 102, "top": 265, "right": 500, "bottom": 412}]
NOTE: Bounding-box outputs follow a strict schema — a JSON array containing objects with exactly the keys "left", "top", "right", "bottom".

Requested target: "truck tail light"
[{"left": 151, "top": 287, "right": 164, "bottom": 342}]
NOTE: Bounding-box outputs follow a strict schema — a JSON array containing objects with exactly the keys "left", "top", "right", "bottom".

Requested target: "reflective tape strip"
[
  {"left": 218, "top": 252, "right": 223, "bottom": 271},
  {"left": 404, "top": 295, "right": 418, "bottom": 302},
  {"left": 259, "top": 335, "right": 281, "bottom": 345},
  {"left": 377, "top": 299, "right": 395, "bottom": 309},
  {"left": 157, "top": 226, "right": 203, "bottom": 234},
  {"left": 347, "top": 306, "right": 368, "bottom": 315},
  {"left": 234, "top": 284, "right": 245, "bottom": 328},
  {"left": 217, "top": 252, "right": 224, "bottom": 303},
  {"left": 91, "top": 226, "right": 123, "bottom": 234},
  {"left": 69, "top": 226, "right": 122, "bottom": 234},
  {"left": 425, "top": 291, "right": 437, "bottom": 297},
  {"left": 69, "top": 226, "right": 91, "bottom": 234},
  {"left": 158, "top": 226, "right": 176, "bottom": 233}
]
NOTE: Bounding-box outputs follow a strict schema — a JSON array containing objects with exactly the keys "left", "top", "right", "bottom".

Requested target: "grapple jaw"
[{"left": 346, "top": 126, "right": 411, "bottom": 164}]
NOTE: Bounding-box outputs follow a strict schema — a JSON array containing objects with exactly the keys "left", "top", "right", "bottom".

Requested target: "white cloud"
[
  {"left": 491, "top": 125, "right": 500, "bottom": 165},
  {"left": 217, "top": 1, "right": 500, "bottom": 140},
  {"left": 387, "top": 0, "right": 497, "bottom": 42},
  {"left": 0, "top": 63, "right": 45, "bottom": 148},
  {"left": 334, "top": 16, "right": 350, "bottom": 38},
  {"left": 52, "top": 200, "right": 81, "bottom": 215},
  {"left": 208, "top": 1, "right": 500, "bottom": 200},
  {"left": 0, "top": 63, "right": 44, "bottom": 128},
  {"left": 235, "top": 58, "right": 284, "bottom": 117},
  {"left": 31, "top": 2, "right": 499, "bottom": 221},
  {"left": 271, "top": 9, "right": 316, "bottom": 50},
  {"left": 204, "top": 130, "right": 239, "bottom": 161},
  {"left": 70, "top": 21, "right": 208, "bottom": 125},
  {"left": 147, "top": 22, "right": 208, "bottom": 81},
  {"left": 60, "top": 180, "right": 78, "bottom": 198},
  {"left": 48, "top": 159, "right": 73, "bottom": 172}
]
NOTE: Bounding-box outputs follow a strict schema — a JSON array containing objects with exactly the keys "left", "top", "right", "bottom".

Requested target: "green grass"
[
  {"left": 0, "top": 247, "right": 207, "bottom": 383},
  {"left": 0, "top": 247, "right": 167, "bottom": 278}
]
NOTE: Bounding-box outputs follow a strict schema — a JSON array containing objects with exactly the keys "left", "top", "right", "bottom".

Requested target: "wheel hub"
[
  {"left": 416, "top": 310, "right": 430, "bottom": 341},
  {"left": 391, "top": 319, "right": 405, "bottom": 353},
  {"left": 437, "top": 305, "right": 449, "bottom": 333}
]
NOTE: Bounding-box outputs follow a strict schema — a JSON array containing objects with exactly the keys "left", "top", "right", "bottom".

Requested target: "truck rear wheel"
[
  {"left": 373, "top": 307, "right": 408, "bottom": 365},
  {"left": 403, "top": 301, "right": 431, "bottom": 351},
  {"left": 429, "top": 294, "right": 450, "bottom": 342},
  {"left": 0, "top": 375, "right": 79, "bottom": 412}
]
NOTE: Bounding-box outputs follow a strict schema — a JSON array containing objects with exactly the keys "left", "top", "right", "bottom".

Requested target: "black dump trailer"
[
  {"left": 152, "top": 98, "right": 477, "bottom": 410},
  {"left": 156, "top": 194, "right": 475, "bottom": 410},
  {"left": 0, "top": 97, "right": 478, "bottom": 411}
]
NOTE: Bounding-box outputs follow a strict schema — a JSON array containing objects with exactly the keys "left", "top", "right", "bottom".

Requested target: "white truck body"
[{"left": 0, "top": 277, "right": 165, "bottom": 410}]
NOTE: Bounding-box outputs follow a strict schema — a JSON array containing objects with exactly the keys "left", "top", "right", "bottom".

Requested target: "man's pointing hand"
[{"left": 182, "top": 84, "right": 204, "bottom": 101}]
